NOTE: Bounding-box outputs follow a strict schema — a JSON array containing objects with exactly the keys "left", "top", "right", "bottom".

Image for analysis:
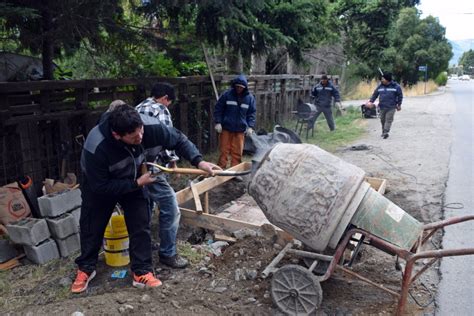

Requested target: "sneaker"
[
  {"left": 132, "top": 272, "right": 162, "bottom": 289},
  {"left": 71, "top": 270, "right": 96, "bottom": 293},
  {"left": 159, "top": 254, "right": 189, "bottom": 269},
  {"left": 383, "top": 133, "right": 389, "bottom": 139}
]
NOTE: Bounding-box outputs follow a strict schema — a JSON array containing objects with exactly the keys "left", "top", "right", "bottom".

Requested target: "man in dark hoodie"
[
  {"left": 367, "top": 72, "right": 403, "bottom": 139},
  {"left": 71, "top": 104, "right": 219, "bottom": 293},
  {"left": 214, "top": 74, "right": 257, "bottom": 169}
]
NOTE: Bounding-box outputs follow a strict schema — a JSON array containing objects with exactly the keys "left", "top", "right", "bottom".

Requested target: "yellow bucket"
[{"left": 103, "top": 214, "right": 130, "bottom": 267}]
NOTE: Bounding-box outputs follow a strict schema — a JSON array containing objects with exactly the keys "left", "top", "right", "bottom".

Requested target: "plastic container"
[{"left": 103, "top": 214, "right": 130, "bottom": 267}]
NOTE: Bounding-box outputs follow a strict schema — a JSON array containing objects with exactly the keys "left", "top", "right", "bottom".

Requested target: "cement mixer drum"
[{"left": 248, "top": 143, "right": 367, "bottom": 251}]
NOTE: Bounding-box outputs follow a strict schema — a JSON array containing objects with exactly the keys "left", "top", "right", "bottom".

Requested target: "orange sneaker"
[
  {"left": 71, "top": 270, "right": 96, "bottom": 293},
  {"left": 132, "top": 272, "right": 162, "bottom": 289}
]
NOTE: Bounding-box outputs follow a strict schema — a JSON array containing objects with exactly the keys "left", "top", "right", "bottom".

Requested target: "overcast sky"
[{"left": 417, "top": 0, "right": 474, "bottom": 40}]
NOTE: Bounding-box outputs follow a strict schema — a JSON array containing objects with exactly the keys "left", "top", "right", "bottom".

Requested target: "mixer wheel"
[{"left": 270, "top": 264, "right": 322, "bottom": 315}]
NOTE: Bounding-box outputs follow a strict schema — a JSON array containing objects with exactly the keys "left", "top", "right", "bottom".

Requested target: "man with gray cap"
[
  {"left": 367, "top": 72, "right": 403, "bottom": 139},
  {"left": 310, "top": 74, "right": 341, "bottom": 131}
]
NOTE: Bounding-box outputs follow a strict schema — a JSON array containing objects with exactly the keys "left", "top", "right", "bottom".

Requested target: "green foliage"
[
  {"left": 284, "top": 106, "right": 366, "bottom": 152},
  {"left": 434, "top": 72, "right": 448, "bottom": 86},
  {"left": 459, "top": 50, "right": 474, "bottom": 75}
]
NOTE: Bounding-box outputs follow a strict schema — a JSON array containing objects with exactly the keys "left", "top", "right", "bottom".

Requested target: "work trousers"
[
  {"left": 75, "top": 180, "right": 152, "bottom": 275},
  {"left": 380, "top": 108, "right": 396, "bottom": 134},
  {"left": 312, "top": 106, "right": 335, "bottom": 131},
  {"left": 147, "top": 174, "right": 180, "bottom": 258},
  {"left": 218, "top": 129, "right": 245, "bottom": 169}
]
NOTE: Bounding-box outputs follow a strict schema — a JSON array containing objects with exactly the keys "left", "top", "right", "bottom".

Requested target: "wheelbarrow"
[
  {"left": 247, "top": 143, "right": 474, "bottom": 315},
  {"left": 260, "top": 216, "right": 474, "bottom": 315}
]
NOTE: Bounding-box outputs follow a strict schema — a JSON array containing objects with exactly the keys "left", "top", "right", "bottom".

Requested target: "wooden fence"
[{"left": 0, "top": 74, "right": 334, "bottom": 190}]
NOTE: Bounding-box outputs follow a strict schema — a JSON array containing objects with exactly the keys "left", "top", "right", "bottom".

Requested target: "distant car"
[{"left": 460, "top": 75, "right": 470, "bottom": 81}]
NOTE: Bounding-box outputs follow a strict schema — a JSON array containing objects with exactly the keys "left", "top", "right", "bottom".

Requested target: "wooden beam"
[
  {"left": 176, "top": 162, "right": 252, "bottom": 205},
  {"left": 190, "top": 182, "right": 203, "bottom": 214},
  {"left": 180, "top": 207, "right": 293, "bottom": 242}
]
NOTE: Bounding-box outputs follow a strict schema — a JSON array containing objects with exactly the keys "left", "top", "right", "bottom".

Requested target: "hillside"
[{"left": 449, "top": 39, "right": 474, "bottom": 65}]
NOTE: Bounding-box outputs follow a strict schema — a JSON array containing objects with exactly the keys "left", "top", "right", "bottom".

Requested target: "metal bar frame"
[{"left": 262, "top": 215, "right": 474, "bottom": 316}]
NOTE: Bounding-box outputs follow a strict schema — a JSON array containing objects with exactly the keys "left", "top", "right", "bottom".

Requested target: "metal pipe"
[
  {"left": 261, "top": 242, "right": 294, "bottom": 279},
  {"left": 286, "top": 249, "right": 333, "bottom": 262},
  {"left": 422, "top": 215, "right": 474, "bottom": 230},
  {"left": 337, "top": 265, "right": 400, "bottom": 298}
]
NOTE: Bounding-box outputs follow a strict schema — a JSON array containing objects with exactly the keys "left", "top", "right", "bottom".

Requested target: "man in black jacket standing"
[
  {"left": 367, "top": 72, "right": 403, "bottom": 139},
  {"left": 310, "top": 74, "right": 342, "bottom": 131},
  {"left": 71, "top": 104, "right": 218, "bottom": 293}
]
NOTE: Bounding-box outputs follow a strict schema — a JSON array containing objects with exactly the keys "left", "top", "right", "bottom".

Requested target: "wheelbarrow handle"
[{"left": 145, "top": 162, "right": 251, "bottom": 176}]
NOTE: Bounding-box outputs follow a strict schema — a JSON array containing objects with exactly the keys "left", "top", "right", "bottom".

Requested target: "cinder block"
[
  {"left": 46, "top": 213, "right": 79, "bottom": 239},
  {"left": 38, "top": 189, "right": 82, "bottom": 218},
  {"left": 55, "top": 233, "right": 81, "bottom": 257},
  {"left": 23, "top": 238, "right": 59, "bottom": 264},
  {"left": 6, "top": 218, "right": 50, "bottom": 246},
  {"left": 0, "top": 239, "right": 17, "bottom": 263},
  {"left": 69, "top": 207, "right": 81, "bottom": 228}
]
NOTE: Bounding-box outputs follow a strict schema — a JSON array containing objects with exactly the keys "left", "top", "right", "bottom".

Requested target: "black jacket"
[{"left": 81, "top": 113, "right": 202, "bottom": 195}]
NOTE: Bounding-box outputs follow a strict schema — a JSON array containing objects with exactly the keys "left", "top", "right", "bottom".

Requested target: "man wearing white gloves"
[
  {"left": 310, "top": 74, "right": 342, "bottom": 131},
  {"left": 214, "top": 74, "right": 256, "bottom": 169}
]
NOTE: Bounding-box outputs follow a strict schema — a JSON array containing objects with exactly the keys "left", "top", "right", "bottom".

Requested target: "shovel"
[{"left": 145, "top": 162, "right": 252, "bottom": 177}]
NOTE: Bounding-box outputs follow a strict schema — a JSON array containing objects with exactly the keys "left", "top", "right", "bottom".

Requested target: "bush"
[{"left": 435, "top": 72, "right": 448, "bottom": 86}]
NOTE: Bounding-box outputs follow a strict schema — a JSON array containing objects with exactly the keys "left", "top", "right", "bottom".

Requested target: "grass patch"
[
  {"left": 282, "top": 106, "right": 367, "bottom": 152},
  {"left": 177, "top": 241, "right": 208, "bottom": 264}
]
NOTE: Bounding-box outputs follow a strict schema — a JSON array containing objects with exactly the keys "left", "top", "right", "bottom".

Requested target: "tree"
[
  {"left": 1, "top": 0, "right": 130, "bottom": 79},
  {"left": 384, "top": 8, "right": 452, "bottom": 84},
  {"left": 459, "top": 50, "right": 474, "bottom": 75},
  {"left": 137, "top": 0, "right": 335, "bottom": 73}
]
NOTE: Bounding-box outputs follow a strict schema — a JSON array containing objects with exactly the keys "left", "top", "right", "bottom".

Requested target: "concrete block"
[
  {"left": 55, "top": 233, "right": 81, "bottom": 257},
  {"left": 6, "top": 218, "right": 50, "bottom": 246},
  {"left": 69, "top": 207, "right": 81, "bottom": 228},
  {"left": 46, "top": 213, "right": 79, "bottom": 239},
  {"left": 38, "top": 189, "right": 82, "bottom": 218},
  {"left": 23, "top": 238, "right": 59, "bottom": 264}
]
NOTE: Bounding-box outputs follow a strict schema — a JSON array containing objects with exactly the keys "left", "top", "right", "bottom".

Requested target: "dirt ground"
[{"left": 1, "top": 88, "right": 455, "bottom": 315}]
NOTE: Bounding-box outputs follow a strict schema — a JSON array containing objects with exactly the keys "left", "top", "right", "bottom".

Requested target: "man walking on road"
[
  {"left": 136, "top": 82, "right": 188, "bottom": 269},
  {"left": 367, "top": 72, "right": 403, "bottom": 139},
  {"left": 310, "top": 74, "right": 342, "bottom": 132}
]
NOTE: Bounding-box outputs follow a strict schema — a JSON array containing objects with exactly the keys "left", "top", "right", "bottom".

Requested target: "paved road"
[{"left": 436, "top": 79, "right": 474, "bottom": 315}]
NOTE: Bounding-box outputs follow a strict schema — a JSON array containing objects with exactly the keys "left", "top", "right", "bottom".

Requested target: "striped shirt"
[{"left": 136, "top": 97, "right": 179, "bottom": 165}]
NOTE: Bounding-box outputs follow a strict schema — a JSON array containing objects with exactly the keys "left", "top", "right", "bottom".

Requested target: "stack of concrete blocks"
[
  {"left": 37, "top": 189, "right": 82, "bottom": 258},
  {"left": 6, "top": 218, "right": 59, "bottom": 264}
]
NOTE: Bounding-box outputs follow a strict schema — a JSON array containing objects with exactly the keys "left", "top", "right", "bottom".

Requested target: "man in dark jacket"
[
  {"left": 310, "top": 74, "right": 341, "bottom": 131},
  {"left": 367, "top": 72, "right": 403, "bottom": 139},
  {"left": 72, "top": 104, "right": 218, "bottom": 293},
  {"left": 214, "top": 74, "right": 257, "bottom": 169}
]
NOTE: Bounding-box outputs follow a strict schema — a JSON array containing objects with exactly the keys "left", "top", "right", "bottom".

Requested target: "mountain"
[{"left": 449, "top": 39, "right": 474, "bottom": 66}]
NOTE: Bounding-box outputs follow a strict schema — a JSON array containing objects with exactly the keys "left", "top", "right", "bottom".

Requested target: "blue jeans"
[{"left": 148, "top": 174, "right": 180, "bottom": 258}]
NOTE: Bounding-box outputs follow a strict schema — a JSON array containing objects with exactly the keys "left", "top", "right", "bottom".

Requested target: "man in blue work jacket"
[
  {"left": 310, "top": 74, "right": 341, "bottom": 131},
  {"left": 367, "top": 72, "right": 403, "bottom": 139}
]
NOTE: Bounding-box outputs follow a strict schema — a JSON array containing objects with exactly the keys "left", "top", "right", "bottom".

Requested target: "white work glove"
[
  {"left": 245, "top": 127, "right": 254, "bottom": 136},
  {"left": 335, "top": 101, "right": 343, "bottom": 109},
  {"left": 215, "top": 123, "right": 222, "bottom": 133}
]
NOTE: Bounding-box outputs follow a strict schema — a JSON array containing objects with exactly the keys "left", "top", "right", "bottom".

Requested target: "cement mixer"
[{"left": 247, "top": 143, "right": 474, "bottom": 316}]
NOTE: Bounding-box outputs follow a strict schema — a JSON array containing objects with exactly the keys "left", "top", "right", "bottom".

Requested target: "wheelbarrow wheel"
[{"left": 271, "top": 264, "right": 322, "bottom": 315}]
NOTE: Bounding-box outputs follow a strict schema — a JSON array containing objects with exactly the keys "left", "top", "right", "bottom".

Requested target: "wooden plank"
[
  {"left": 214, "top": 233, "right": 236, "bottom": 243},
  {"left": 190, "top": 182, "right": 203, "bottom": 214},
  {"left": 180, "top": 207, "right": 293, "bottom": 242},
  {"left": 365, "top": 177, "right": 387, "bottom": 195},
  {"left": 176, "top": 162, "right": 252, "bottom": 205}
]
